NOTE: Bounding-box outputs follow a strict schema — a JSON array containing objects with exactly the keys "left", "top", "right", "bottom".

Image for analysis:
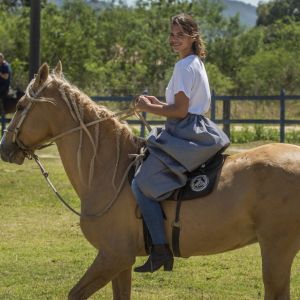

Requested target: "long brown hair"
[{"left": 171, "top": 13, "right": 206, "bottom": 59}]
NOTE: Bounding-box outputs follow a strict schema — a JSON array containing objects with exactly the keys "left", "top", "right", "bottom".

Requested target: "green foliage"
[
  {"left": 257, "top": 0, "right": 300, "bottom": 26},
  {"left": 236, "top": 47, "right": 300, "bottom": 95},
  {"left": 263, "top": 19, "right": 300, "bottom": 51},
  {"left": 235, "top": 27, "right": 265, "bottom": 58},
  {"left": 230, "top": 125, "right": 300, "bottom": 144},
  {"left": 205, "top": 63, "right": 235, "bottom": 94},
  {"left": 0, "top": 0, "right": 299, "bottom": 96},
  {"left": 286, "top": 129, "right": 300, "bottom": 143},
  {"left": 0, "top": 0, "right": 241, "bottom": 95}
]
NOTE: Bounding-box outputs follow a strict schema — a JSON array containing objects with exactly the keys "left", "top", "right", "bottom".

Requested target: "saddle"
[
  {"left": 166, "top": 151, "right": 226, "bottom": 201},
  {"left": 129, "top": 147, "right": 227, "bottom": 258}
]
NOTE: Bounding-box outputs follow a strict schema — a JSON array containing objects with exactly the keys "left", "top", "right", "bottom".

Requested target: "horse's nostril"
[{"left": 0, "top": 140, "right": 22, "bottom": 163}]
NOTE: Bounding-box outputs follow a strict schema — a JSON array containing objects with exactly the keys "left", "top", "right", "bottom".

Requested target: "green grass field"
[{"left": 1, "top": 144, "right": 300, "bottom": 299}]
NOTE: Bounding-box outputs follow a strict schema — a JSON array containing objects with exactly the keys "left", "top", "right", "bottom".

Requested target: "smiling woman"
[{"left": 132, "top": 13, "right": 230, "bottom": 273}]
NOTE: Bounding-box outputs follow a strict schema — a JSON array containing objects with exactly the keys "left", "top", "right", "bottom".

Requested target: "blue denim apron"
[{"left": 134, "top": 114, "right": 230, "bottom": 201}]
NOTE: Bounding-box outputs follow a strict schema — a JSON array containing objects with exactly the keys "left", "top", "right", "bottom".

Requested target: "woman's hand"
[
  {"left": 135, "top": 95, "right": 152, "bottom": 111},
  {"left": 144, "top": 96, "right": 162, "bottom": 105},
  {"left": 135, "top": 92, "right": 188, "bottom": 119}
]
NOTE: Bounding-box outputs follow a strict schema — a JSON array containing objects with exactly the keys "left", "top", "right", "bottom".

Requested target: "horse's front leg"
[
  {"left": 68, "top": 251, "right": 134, "bottom": 300},
  {"left": 112, "top": 268, "right": 132, "bottom": 300}
]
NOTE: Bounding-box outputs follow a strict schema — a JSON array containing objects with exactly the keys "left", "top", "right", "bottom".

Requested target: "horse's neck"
[{"left": 55, "top": 120, "right": 137, "bottom": 213}]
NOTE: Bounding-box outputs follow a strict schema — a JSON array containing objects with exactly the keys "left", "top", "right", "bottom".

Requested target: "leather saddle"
[{"left": 166, "top": 150, "right": 226, "bottom": 201}]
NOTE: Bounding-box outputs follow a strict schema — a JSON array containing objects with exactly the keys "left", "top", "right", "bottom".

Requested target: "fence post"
[
  {"left": 280, "top": 89, "right": 285, "bottom": 143},
  {"left": 223, "top": 97, "right": 231, "bottom": 139},
  {"left": 211, "top": 90, "right": 216, "bottom": 122},
  {"left": 29, "top": 0, "right": 41, "bottom": 81}
]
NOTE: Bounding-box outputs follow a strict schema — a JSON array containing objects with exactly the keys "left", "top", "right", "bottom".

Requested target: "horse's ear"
[
  {"left": 54, "top": 61, "right": 62, "bottom": 78},
  {"left": 33, "top": 63, "right": 49, "bottom": 89}
]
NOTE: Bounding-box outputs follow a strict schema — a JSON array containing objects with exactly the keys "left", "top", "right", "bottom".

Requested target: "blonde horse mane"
[
  {"left": 47, "top": 71, "right": 140, "bottom": 188},
  {"left": 50, "top": 72, "right": 134, "bottom": 136}
]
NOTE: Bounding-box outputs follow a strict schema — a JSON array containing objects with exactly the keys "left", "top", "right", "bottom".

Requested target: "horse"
[{"left": 1, "top": 62, "right": 300, "bottom": 300}]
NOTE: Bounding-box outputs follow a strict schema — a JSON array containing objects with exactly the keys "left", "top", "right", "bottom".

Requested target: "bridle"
[
  {"left": 4, "top": 76, "right": 149, "bottom": 218},
  {"left": 5, "top": 77, "right": 136, "bottom": 156},
  {"left": 5, "top": 79, "right": 53, "bottom": 154}
]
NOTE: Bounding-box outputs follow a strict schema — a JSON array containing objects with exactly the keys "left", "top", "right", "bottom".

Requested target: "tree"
[
  {"left": 0, "top": 0, "right": 47, "bottom": 9},
  {"left": 3, "top": 0, "right": 299, "bottom": 96},
  {"left": 263, "top": 19, "right": 300, "bottom": 51},
  {"left": 205, "top": 63, "right": 235, "bottom": 94},
  {"left": 257, "top": 0, "right": 300, "bottom": 26},
  {"left": 206, "top": 14, "right": 245, "bottom": 82},
  {"left": 236, "top": 48, "right": 300, "bottom": 95}
]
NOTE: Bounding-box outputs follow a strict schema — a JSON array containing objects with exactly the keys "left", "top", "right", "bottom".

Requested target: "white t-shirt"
[{"left": 165, "top": 54, "right": 211, "bottom": 115}]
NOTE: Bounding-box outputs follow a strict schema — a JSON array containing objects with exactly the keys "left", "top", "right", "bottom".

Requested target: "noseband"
[{"left": 5, "top": 79, "right": 54, "bottom": 156}]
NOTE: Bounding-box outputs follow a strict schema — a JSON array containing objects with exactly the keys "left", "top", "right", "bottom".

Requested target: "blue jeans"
[{"left": 131, "top": 179, "right": 166, "bottom": 245}]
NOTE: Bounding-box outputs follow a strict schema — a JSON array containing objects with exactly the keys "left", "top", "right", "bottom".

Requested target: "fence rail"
[
  {"left": 1, "top": 90, "right": 300, "bottom": 142},
  {"left": 211, "top": 90, "right": 300, "bottom": 143}
]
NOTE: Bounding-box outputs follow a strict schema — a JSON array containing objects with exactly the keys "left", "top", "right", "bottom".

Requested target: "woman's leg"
[
  {"left": 131, "top": 179, "right": 173, "bottom": 273},
  {"left": 131, "top": 179, "right": 166, "bottom": 245}
]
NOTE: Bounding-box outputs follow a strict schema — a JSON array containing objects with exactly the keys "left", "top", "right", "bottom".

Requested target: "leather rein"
[{"left": 4, "top": 78, "right": 149, "bottom": 218}]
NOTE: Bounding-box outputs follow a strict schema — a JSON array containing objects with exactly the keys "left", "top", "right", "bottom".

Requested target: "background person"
[{"left": 0, "top": 53, "right": 11, "bottom": 111}]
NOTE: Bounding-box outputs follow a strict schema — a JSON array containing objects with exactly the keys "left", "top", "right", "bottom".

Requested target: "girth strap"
[{"left": 172, "top": 190, "right": 182, "bottom": 257}]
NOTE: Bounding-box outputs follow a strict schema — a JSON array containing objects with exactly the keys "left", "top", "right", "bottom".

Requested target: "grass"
[
  {"left": 1, "top": 144, "right": 300, "bottom": 299},
  {"left": 230, "top": 125, "right": 300, "bottom": 144}
]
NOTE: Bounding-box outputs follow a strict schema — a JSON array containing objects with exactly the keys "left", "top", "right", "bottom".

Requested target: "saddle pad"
[
  {"left": 128, "top": 151, "right": 226, "bottom": 201},
  {"left": 167, "top": 152, "right": 226, "bottom": 201}
]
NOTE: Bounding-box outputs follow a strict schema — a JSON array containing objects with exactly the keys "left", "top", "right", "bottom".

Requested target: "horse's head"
[{"left": 0, "top": 62, "right": 64, "bottom": 164}]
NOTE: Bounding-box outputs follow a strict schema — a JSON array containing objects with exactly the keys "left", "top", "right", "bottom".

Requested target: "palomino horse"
[{"left": 1, "top": 62, "right": 300, "bottom": 300}]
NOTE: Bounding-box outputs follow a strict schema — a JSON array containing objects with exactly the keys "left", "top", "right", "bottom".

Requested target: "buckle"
[{"left": 172, "top": 221, "right": 181, "bottom": 229}]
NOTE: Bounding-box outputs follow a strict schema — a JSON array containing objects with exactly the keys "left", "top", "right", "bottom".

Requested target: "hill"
[
  {"left": 48, "top": 0, "right": 257, "bottom": 27},
  {"left": 222, "top": 0, "right": 257, "bottom": 27}
]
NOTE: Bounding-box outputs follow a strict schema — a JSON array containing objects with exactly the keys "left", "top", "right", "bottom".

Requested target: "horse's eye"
[{"left": 16, "top": 105, "right": 24, "bottom": 111}]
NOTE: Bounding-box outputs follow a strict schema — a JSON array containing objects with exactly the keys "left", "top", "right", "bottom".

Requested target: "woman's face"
[{"left": 169, "top": 24, "right": 195, "bottom": 58}]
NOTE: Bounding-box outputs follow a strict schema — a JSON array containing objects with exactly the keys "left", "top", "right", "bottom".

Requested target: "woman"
[{"left": 132, "top": 13, "right": 230, "bottom": 273}]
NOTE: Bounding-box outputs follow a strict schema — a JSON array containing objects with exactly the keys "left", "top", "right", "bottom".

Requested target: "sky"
[
  {"left": 240, "top": 0, "right": 270, "bottom": 6},
  {"left": 126, "top": 0, "right": 272, "bottom": 7}
]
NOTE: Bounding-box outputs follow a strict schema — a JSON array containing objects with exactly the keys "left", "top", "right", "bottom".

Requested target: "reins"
[
  {"left": 25, "top": 107, "right": 148, "bottom": 219},
  {"left": 31, "top": 107, "right": 136, "bottom": 150},
  {"left": 32, "top": 153, "right": 81, "bottom": 216},
  {"left": 31, "top": 147, "right": 146, "bottom": 219},
  {"left": 7, "top": 76, "right": 151, "bottom": 218}
]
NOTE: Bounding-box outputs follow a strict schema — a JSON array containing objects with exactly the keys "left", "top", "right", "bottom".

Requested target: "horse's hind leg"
[
  {"left": 260, "top": 238, "right": 298, "bottom": 300},
  {"left": 68, "top": 251, "right": 134, "bottom": 300},
  {"left": 112, "top": 268, "right": 132, "bottom": 300}
]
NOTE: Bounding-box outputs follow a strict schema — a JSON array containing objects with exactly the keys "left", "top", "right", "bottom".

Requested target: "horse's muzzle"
[{"left": 0, "top": 134, "right": 25, "bottom": 165}]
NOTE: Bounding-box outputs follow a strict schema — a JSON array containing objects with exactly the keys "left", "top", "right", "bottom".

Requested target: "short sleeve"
[
  {"left": 172, "top": 65, "right": 194, "bottom": 99},
  {"left": 2, "top": 64, "right": 9, "bottom": 74}
]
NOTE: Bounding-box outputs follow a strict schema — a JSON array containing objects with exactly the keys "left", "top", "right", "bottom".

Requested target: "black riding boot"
[{"left": 134, "top": 244, "right": 174, "bottom": 273}]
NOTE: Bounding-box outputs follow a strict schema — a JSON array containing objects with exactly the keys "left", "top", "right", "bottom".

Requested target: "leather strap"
[{"left": 172, "top": 190, "right": 182, "bottom": 257}]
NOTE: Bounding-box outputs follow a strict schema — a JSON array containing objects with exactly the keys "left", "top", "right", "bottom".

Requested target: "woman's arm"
[
  {"left": 0, "top": 72, "right": 9, "bottom": 80},
  {"left": 136, "top": 92, "right": 189, "bottom": 119}
]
